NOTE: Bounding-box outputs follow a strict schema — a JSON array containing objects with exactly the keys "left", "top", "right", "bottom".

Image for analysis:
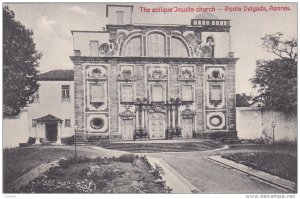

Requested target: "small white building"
[{"left": 27, "top": 69, "right": 75, "bottom": 144}]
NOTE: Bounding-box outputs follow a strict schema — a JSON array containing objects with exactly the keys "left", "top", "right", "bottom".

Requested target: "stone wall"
[
  {"left": 3, "top": 110, "right": 30, "bottom": 148},
  {"left": 237, "top": 107, "right": 297, "bottom": 142},
  {"left": 74, "top": 64, "right": 85, "bottom": 131},
  {"left": 72, "top": 58, "right": 237, "bottom": 140}
]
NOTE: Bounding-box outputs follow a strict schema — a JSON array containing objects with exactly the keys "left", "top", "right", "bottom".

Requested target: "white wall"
[
  {"left": 3, "top": 110, "right": 30, "bottom": 148},
  {"left": 237, "top": 107, "right": 297, "bottom": 142},
  {"left": 28, "top": 81, "right": 75, "bottom": 139},
  {"left": 73, "top": 32, "right": 109, "bottom": 57}
]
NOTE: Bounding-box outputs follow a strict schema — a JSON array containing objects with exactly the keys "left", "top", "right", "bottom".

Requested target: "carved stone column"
[
  {"left": 172, "top": 106, "right": 176, "bottom": 128},
  {"left": 175, "top": 106, "right": 179, "bottom": 128},
  {"left": 135, "top": 106, "right": 139, "bottom": 130},
  {"left": 144, "top": 107, "right": 147, "bottom": 129},
  {"left": 35, "top": 122, "right": 41, "bottom": 145},
  {"left": 141, "top": 108, "right": 145, "bottom": 129},
  {"left": 168, "top": 107, "right": 171, "bottom": 128},
  {"left": 139, "top": 106, "right": 142, "bottom": 131},
  {"left": 177, "top": 106, "right": 181, "bottom": 127},
  {"left": 56, "top": 122, "right": 62, "bottom": 145}
]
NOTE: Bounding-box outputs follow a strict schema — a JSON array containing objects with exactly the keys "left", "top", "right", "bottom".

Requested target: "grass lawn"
[
  {"left": 17, "top": 155, "right": 166, "bottom": 193},
  {"left": 97, "top": 141, "right": 222, "bottom": 153},
  {"left": 222, "top": 152, "right": 297, "bottom": 182},
  {"left": 3, "top": 146, "right": 99, "bottom": 192}
]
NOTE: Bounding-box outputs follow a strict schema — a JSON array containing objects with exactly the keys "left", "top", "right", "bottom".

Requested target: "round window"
[{"left": 90, "top": 117, "right": 104, "bottom": 130}]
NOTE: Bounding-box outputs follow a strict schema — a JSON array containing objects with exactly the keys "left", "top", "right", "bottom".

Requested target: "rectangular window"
[
  {"left": 90, "top": 40, "right": 99, "bottom": 57},
  {"left": 121, "top": 84, "right": 133, "bottom": 102},
  {"left": 90, "top": 84, "right": 104, "bottom": 103},
  {"left": 210, "top": 85, "right": 222, "bottom": 101},
  {"left": 152, "top": 85, "right": 163, "bottom": 102},
  {"left": 65, "top": 119, "right": 71, "bottom": 127},
  {"left": 32, "top": 120, "right": 37, "bottom": 127},
  {"left": 116, "top": 11, "right": 124, "bottom": 25},
  {"left": 62, "top": 85, "right": 70, "bottom": 102},
  {"left": 181, "top": 85, "right": 193, "bottom": 101}
]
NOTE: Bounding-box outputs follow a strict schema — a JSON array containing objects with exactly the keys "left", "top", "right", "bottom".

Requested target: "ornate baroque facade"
[{"left": 70, "top": 5, "right": 239, "bottom": 141}]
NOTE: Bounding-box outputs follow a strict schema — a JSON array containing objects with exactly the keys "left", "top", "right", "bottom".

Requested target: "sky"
[{"left": 4, "top": 2, "right": 297, "bottom": 94}]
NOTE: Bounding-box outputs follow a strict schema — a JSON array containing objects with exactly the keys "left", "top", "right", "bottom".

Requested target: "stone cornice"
[
  {"left": 106, "top": 24, "right": 231, "bottom": 33},
  {"left": 70, "top": 56, "right": 239, "bottom": 64}
]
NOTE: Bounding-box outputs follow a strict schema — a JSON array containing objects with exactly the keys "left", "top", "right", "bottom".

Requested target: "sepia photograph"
[{"left": 2, "top": 1, "right": 298, "bottom": 197}]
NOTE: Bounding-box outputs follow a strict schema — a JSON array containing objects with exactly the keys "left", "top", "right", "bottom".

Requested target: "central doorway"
[
  {"left": 45, "top": 122, "right": 58, "bottom": 142},
  {"left": 149, "top": 113, "right": 166, "bottom": 139}
]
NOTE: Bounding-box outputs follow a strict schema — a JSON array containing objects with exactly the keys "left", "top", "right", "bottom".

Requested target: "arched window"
[
  {"left": 123, "top": 36, "right": 142, "bottom": 56},
  {"left": 171, "top": 37, "right": 189, "bottom": 57},
  {"left": 147, "top": 33, "right": 165, "bottom": 57}
]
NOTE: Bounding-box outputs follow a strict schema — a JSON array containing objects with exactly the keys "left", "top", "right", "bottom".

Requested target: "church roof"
[
  {"left": 39, "top": 69, "right": 74, "bottom": 81},
  {"left": 33, "top": 114, "right": 63, "bottom": 122}
]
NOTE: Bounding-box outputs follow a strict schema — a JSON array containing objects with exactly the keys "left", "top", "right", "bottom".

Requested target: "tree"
[
  {"left": 236, "top": 93, "right": 252, "bottom": 107},
  {"left": 3, "top": 6, "right": 42, "bottom": 116},
  {"left": 250, "top": 33, "right": 297, "bottom": 113}
]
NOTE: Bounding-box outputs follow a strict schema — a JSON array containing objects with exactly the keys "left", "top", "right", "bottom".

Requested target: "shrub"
[
  {"left": 260, "top": 129, "right": 272, "bottom": 144},
  {"left": 19, "top": 174, "right": 96, "bottom": 193},
  {"left": 58, "top": 159, "right": 71, "bottom": 169},
  {"left": 28, "top": 137, "right": 36, "bottom": 145},
  {"left": 275, "top": 138, "right": 297, "bottom": 147},
  {"left": 87, "top": 135, "right": 108, "bottom": 143},
  {"left": 117, "top": 154, "right": 135, "bottom": 163},
  {"left": 61, "top": 136, "right": 74, "bottom": 145}
]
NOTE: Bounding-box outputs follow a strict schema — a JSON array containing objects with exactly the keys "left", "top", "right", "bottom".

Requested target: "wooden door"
[
  {"left": 46, "top": 122, "right": 58, "bottom": 141},
  {"left": 121, "top": 119, "right": 134, "bottom": 141},
  {"left": 182, "top": 118, "right": 193, "bottom": 139},
  {"left": 149, "top": 113, "right": 166, "bottom": 140}
]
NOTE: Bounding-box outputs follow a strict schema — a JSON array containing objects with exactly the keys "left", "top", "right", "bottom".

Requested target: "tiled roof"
[
  {"left": 33, "top": 114, "right": 63, "bottom": 122},
  {"left": 38, "top": 70, "right": 74, "bottom": 81}
]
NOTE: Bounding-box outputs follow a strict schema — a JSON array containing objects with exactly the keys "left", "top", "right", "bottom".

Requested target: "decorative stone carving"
[
  {"left": 184, "top": 32, "right": 216, "bottom": 57},
  {"left": 208, "top": 70, "right": 225, "bottom": 81},
  {"left": 118, "top": 65, "right": 136, "bottom": 81},
  {"left": 100, "top": 31, "right": 128, "bottom": 56},
  {"left": 205, "top": 66, "right": 226, "bottom": 109},
  {"left": 206, "top": 112, "right": 226, "bottom": 130},
  {"left": 206, "top": 66, "right": 226, "bottom": 81},
  {"left": 182, "top": 108, "right": 196, "bottom": 119},
  {"left": 90, "top": 117, "right": 104, "bottom": 130},
  {"left": 86, "top": 65, "right": 108, "bottom": 80},
  {"left": 148, "top": 104, "right": 167, "bottom": 114},
  {"left": 86, "top": 114, "right": 109, "bottom": 133},
  {"left": 178, "top": 65, "right": 195, "bottom": 80},
  {"left": 185, "top": 33, "right": 202, "bottom": 57},
  {"left": 99, "top": 42, "right": 118, "bottom": 56},
  {"left": 119, "top": 110, "right": 135, "bottom": 119},
  {"left": 147, "top": 65, "right": 168, "bottom": 81}
]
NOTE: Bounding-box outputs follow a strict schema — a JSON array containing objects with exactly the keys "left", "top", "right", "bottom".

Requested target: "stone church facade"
[{"left": 70, "top": 5, "right": 238, "bottom": 141}]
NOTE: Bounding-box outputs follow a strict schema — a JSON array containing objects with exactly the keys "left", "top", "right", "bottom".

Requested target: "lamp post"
[{"left": 272, "top": 121, "right": 276, "bottom": 154}]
